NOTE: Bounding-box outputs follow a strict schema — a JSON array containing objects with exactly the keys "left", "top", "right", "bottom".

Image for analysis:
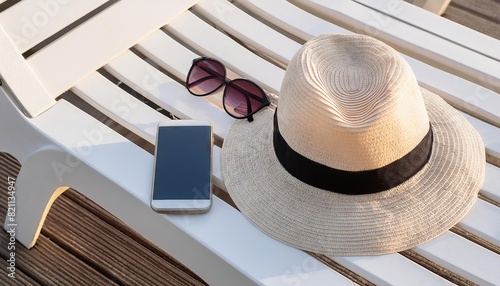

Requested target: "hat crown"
[{"left": 278, "top": 34, "right": 430, "bottom": 171}]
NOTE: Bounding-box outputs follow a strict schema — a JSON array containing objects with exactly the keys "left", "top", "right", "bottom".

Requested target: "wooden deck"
[
  {"left": 1, "top": 0, "right": 499, "bottom": 285},
  {"left": 0, "top": 151, "right": 208, "bottom": 285},
  {"left": 441, "top": 0, "right": 500, "bottom": 40}
]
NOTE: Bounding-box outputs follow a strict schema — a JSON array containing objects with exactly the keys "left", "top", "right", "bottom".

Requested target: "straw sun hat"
[{"left": 221, "top": 34, "right": 485, "bottom": 256}]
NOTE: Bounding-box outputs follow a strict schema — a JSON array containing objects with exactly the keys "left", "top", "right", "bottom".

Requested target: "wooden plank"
[
  {"left": 0, "top": 257, "right": 40, "bottom": 286},
  {"left": 27, "top": 0, "right": 198, "bottom": 98},
  {"left": 443, "top": 3, "right": 500, "bottom": 40},
  {"left": 42, "top": 189, "right": 207, "bottom": 286},
  {"left": 411, "top": 0, "right": 451, "bottom": 15},
  {"left": 0, "top": 231, "right": 118, "bottom": 285},
  {"left": 0, "top": 155, "right": 117, "bottom": 285},
  {"left": 448, "top": 0, "right": 500, "bottom": 25},
  {"left": 0, "top": 152, "right": 206, "bottom": 285},
  {"left": 0, "top": 154, "right": 39, "bottom": 285},
  {"left": 64, "top": 190, "right": 211, "bottom": 283}
]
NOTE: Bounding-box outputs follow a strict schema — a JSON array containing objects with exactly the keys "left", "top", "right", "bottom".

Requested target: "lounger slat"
[
  {"left": 355, "top": 0, "right": 500, "bottom": 61},
  {"left": 26, "top": 0, "right": 197, "bottom": 98},
  {"left": 232, "top": 0, "right": 500, "bottom": 127},
  {"left": 71, "top": 71, "right": 226, "bottom": 190},
  {"left": 413, "top": 232, "right": 500, "bottom": 285},
  {"left": 72, "top": 71, "right": 169, "bottom": 144},
  {"left": 235, "top": 0, "right": 349, "bottom": 40},
  {"left": 103, "top": 50, "right": 233, "bottom": 140},
  {"left": 193, "top": 0, "right": 301, "bottom": 65},
  {"left": 165, "top": 10, "right": 284, "bottom": 95},
  {"left": 458, "top": 199, "right": 500, "bottom": 246},
  {"left": 290, "top": 0, "right": 500, "bottom": 94},
  {"left": 0, "top": 0, "right": 107, "bottom": 53},
  {"left": 331, "top": 254, "right": 453, "bottom": 286},
  {"left": 461, "top": 112, "right": 500, "bottom": 160},
  {"left": 483, "top": 164, "right": 500, "bottom": 202},
  {"left": 403, "top": 55, "right": 500, "bottom": 127},
  {"left": 135, "top": 30, "right": 198, "bottom": 83}
]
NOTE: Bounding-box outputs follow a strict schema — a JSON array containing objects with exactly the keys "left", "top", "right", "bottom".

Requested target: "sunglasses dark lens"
[
  {"left": 224, "top": 79, "right": 265, "bottom": 118},
  {"left": 187, "top": 59, "right": 225, "bottom": 95}
]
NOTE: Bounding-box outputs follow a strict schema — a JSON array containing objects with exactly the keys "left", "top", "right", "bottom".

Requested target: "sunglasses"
[{"left": 186, "top": 57, "right": 271, "bottom": 122}]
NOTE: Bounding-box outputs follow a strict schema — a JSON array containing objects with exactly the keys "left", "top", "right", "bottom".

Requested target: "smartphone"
[{"left": 151, "top": 120, "right": 213, "bottom": 213}]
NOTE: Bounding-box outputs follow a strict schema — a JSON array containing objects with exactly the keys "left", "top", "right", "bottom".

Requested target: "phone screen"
[{"left": 153, "top": 125, "right": 212, "bottom": 201}]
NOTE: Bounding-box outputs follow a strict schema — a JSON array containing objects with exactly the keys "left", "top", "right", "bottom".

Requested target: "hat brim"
[{"left": 222, "top": 89, "right": 485, "bottom": 256}]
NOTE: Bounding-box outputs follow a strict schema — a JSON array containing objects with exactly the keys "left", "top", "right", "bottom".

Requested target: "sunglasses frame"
[{"left": 186, "top": 57, "right": 271, "bottom": 122}]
